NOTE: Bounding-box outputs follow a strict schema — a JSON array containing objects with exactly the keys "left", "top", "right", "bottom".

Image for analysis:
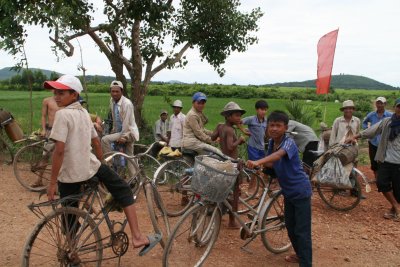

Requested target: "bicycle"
[
  {"left": 162, "top": 153, "right": 291, "bottom": 267},
  {"left": 21, "top": 151, "right": 170, "bottom": 267},
  {"left": 153, "top": 147, "right": 268, "bottom": 217},
  {"left": 13, "top": 137, "right": 52, "bottom": 192},
  {"left": 103, "top": 142, "right": 161, "bottom": 184},
  {"left": 302, "top": 145, "right": 370, "bottom": 212}
]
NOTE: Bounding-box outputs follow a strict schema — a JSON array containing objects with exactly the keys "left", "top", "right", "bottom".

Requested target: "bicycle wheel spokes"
[
  {"left": 22, "top": 207, "right": 102, "bottom": 267},
  {"left": 156, "top": 160, "right": 194, "bottom": 217},
  {"left": 140, "top": 154, "right": 161, "bottom": 179},
  {"left": 260, "top": 191, "right": 291, "bottom": 254},
  {"left": 14, "top": 144, "right": 51, "bottom": 192},
  {"left": 163, "top": 204, "right": 221, "bottom": 267},
  {"left": 317, "top": 173, "right": 361, "bottom": 211},
  {"left": 238, "top": 170, "right": 266, "bottom": 214}
]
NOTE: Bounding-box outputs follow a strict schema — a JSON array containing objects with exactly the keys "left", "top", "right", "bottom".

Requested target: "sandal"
[
  {"left": 138, "top": 233, "right": 162, "bottom": 256},
  {"left": 393, "top": 213, "right": 400, "bottom": 222},
  {"left": 383, "top": 208, "right": 396, "bottom": 219},
  {"left": 285, "top": 254, "right": 299, "bottom": 263}
]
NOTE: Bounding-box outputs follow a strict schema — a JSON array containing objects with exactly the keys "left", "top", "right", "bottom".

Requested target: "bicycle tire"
[
  {"left": 145, "top": 182, "right": 170, "bottom": 248},
  {"left": 139, "top": 153, "right": 161, "bottom": 180},
  {"left": 154, "top": 159, "right": 195, "bottom": 217},
  {"left": 21, "top": 207, "right": 103, "bottom": 266},
  {"left": 13, "top": 142, "right": 50, "bottom": 192},
  {"left": 238, "top": 170, "right": 266, "bottom": 214},
  {"left": 162, "top": 203, "right": 221, "bottom": 267},
  {"left": 260, "top": 190, "right": 291, "bottom": 254},
  {"left": 317, "top": 169, "right": 362, "bottom": 211}
]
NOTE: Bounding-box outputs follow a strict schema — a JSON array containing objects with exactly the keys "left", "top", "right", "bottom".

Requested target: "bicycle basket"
[{"left": 191, "top": 155, "right": 239, "bottom": 203}]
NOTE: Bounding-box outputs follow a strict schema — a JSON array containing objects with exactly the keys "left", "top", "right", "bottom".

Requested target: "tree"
[{"left": 0, "top": 0, "right": 262, "bottom": 125}]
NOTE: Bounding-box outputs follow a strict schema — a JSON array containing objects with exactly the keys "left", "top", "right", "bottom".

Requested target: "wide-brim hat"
[
  {"left": 220, "top": 102, "right": 246, "bottom": 116},
  {"left": 340, "top": 100, "right": 355, "bottom": 111}
]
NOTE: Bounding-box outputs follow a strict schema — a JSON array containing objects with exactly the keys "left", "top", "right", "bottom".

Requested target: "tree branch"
[
  {"left": 150, "top": 42, "right": 191, "bottom": 78},
  {"left": 144, "top": 55, "right": 157, "bottom": 85}
]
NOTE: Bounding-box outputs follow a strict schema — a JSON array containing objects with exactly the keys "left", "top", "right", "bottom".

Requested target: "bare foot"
[
  {"left": 226, "top": 221, "right": 241, "bottom": 229},
  {"left": 285, "top": 254, "right": 299, "bottom": 263},
  {"left": 132, "top": 235, "right": 150, "bottom": 249}
]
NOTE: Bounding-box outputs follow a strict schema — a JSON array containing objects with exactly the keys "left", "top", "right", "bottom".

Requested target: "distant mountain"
[
  {"left": 0, "top": 67, "right": 396, "bottom": 90},
  {"left": 0, "top": 67, "right": 61, "bottom": 80},
  {"left": 267, "top": 74, "right": 396, "bottom": 90}
]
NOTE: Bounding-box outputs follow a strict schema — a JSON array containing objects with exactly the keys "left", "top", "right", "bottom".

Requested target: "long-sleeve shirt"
[
  {"left": 329, "top": 116, "right": 360, "bottom": 146},
  {"left": 109, "top": 95, "right": 139, "bottom": 141},
  {"left": 362, "top": 110, "right": 392, "bottom": 146},
  {"left": 169, "top": 112, "right": 186, "bottom": 147},
  {"left": 361, "top": 117, "right": 400, "bottom": 163},
  {"left": 182, "top": 107, "right": 213, "bottom": 148},
  {"left": 287, "top": 120, "right": 319, "bottom": 153}
]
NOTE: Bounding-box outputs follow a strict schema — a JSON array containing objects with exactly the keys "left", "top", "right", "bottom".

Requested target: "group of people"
[{"left": 37, "top": 73, "right": 400, "bottom": 267}]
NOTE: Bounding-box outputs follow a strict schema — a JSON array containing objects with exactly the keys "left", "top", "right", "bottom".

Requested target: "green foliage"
[{"left": 285, "top": 100, "right": 315, "bottom": 126}]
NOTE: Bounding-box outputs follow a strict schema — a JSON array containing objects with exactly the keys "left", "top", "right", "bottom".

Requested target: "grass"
[{"left": 0, "top": 91, "right": 347, "bottom": 134}]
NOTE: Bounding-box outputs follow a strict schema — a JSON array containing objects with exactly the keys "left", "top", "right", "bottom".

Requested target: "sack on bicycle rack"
[
  {"left": 5, "top": 120, "right": 24, "bottom": 141},
  {"left": 0, "top": 109, "right": 12, "bottom": 125},
  {"left": 315, "top": 156, "right": 353, "bottom": 189},
  {"left": 336, "top": 145, "right": 358, "bottom": 166},
  {"left": 191, "top": 155, "right": 239, "bottom": 203}
]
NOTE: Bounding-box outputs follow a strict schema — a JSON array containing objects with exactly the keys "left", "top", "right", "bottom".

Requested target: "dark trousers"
[
  {"left": 368, "top": 142, "right": 379, "bottom": 172},
  {"left": 58, "top": 164, "right": 134, "bottom": 208},
  {"left": 302, "top": 141, "right": 319, "bottom": 167},
  {"left": 377, "top": 162, "right": 400, "bottom": 203},
  {"left": 284, "top": 197, "right": 312, "bottom": 267}
]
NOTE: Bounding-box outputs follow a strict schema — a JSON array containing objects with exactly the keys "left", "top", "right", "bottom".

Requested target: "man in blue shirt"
[
  {"left": 247, "top": 111, "right": 312, "bottom": 267},
  {"left": 362, "top": 97, "right": 392, "bottom": 180},
  {"left": 240, "top": 100, "right": 268, "bottom": 160}
]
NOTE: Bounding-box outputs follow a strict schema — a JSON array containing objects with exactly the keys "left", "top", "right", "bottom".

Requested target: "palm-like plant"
[{"left": 285, "top": 100, "right": 315, "bottom": 126}]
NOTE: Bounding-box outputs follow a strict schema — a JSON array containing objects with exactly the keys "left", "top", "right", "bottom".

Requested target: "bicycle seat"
[
  {"left": 310, "top": 150, "right": 325, "bottom": 157},
  {"left": 182, "top": 148, "right": 198, "bottom": 158}
]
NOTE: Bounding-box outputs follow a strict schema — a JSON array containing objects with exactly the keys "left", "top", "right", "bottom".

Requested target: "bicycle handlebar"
[{"left": 103, "top": 141, "right": 167, "bottom": 163}]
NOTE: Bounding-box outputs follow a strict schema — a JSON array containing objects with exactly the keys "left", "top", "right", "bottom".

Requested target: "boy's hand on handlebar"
[{"left": 246, "top": 160, "right": 259, "bottom": 169}]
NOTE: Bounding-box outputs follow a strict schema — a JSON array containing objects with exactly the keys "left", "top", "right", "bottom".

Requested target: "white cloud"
[{"left": 0, "top": 0, "right": 399, "bottom": 86}]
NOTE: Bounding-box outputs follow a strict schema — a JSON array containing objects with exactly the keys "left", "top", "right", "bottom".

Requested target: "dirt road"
[{"left": 1, "top": 163, "right": 399, "bottom": 266}]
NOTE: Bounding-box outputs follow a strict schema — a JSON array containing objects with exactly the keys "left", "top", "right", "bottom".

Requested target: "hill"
[
  {"left": 0, "top": 67, "right": 396, "bottom": 90},
  {"left": 267, "top": 74, "right": 396, "bottom": 90},
  {"left": 0, "top": 67, "right": 60, "bottom": 80}
]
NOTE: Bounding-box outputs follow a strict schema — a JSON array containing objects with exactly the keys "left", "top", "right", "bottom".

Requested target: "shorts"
[
  {"left": 247, "top": 145, "right": 265, "bottom": 161},
  {"left": 377, "top": 162, "right": 400, "bottom": 202}
]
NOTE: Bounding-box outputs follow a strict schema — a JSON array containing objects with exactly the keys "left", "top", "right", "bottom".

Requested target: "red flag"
[{"left": 316, "top": 29, "right": 339, "bottom": 94}]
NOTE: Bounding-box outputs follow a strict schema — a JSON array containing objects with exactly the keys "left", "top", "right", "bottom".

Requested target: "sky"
[{"left": 1, "top": 0, "right": 399, "bottom": 87}]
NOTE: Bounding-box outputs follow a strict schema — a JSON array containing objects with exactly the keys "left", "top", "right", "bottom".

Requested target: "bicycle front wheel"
[
  {"left": 13, "top": 142, "right": 51, "bottom": 192},
  {"left": 317, "top": 169, "right": 362, "bottom": 211},
  {"left": 145, "top": 183, "right": 170, "bottom": 248},
  {"left": 21, "top": 207, "right": 103, "bottom": 267},
  {"left": 260, "top": 190, "right": 291, "bottom": 254},
  {"left": 154, "top": 159, "right": 194, "bottom": 217},
  {"left": 162, "top": 203, "right": 221, "bottom": 267},
  {"left": 238, "top": 170, "right": 266, "bottom": 214}
]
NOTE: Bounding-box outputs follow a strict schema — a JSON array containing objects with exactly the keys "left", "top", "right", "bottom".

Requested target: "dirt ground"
[{"left": 1, "top": 163, "right": 399, "bottom": 267}]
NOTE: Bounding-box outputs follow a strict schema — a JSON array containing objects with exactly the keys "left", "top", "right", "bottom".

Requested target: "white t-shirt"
[
  {"left": 168, "top": 112, "right": 186, "bottom": 147},
  {"left": 50, "top": 101, "right": 101, "bottom": 183}
]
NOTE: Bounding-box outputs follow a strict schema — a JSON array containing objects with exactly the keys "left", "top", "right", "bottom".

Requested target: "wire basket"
[{"left": 191, "top": 155, "right": 239, "bottom": 203}]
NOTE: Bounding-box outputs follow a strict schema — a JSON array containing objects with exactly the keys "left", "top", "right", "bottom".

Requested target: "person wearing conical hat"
[{"left": 211, "top": 101, "right": 246, "bottom": 228}]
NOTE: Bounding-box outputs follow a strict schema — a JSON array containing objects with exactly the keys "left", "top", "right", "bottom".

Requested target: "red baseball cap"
[{"left": 43, "top": 75, "right": 83, "bottom": 93}]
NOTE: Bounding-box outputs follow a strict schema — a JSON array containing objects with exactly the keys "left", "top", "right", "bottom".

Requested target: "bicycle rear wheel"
[
  {"left": 260, "top": 190, "right": 291, "bottom": 254},
  {"left": 139, "top": 153, "right": 161, "bottom": 180},
  {"left": 13, "top": 142, "right": 51, "bottom": 192},
  {"left": 317, "top": 170, "right": 362, "bottom": 211},
  {"left": 162, "top": 203, "right": 221, "bottom": 267},
  {"left": 154, "top": 159, "right": 194, "bottom": 217},
  {"left": 145, "top": 183, "right": 170, "bottom": 248},
  {"left": 21, "top": 207, "right": 102, "bottom": 267}
]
